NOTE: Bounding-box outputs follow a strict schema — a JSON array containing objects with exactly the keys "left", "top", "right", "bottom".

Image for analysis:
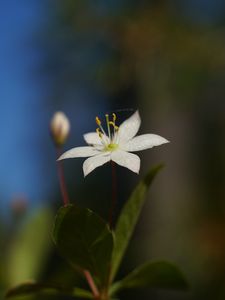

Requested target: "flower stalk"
[
  {"left": 109, "top": 161, "right": 117, "bottom": 229},
  {"left": 56, "top": 147, "right": 70, "bottom": 206},
  {"left": 83, "top": 270, "right": 100, "bottom": 299}
]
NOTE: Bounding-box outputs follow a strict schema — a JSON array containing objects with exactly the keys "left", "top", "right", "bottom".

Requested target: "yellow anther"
[
  {"left": 96, "top": 117, "right": 101, "bottom": 126},
  {"left": 109, "top": 121, "right": 116, "bottom": 127},
  {"left": 96, "top": 128, "right": 102, "bottom": 138},
  {"left": 112, "top": 113, "right": 117, "bottom": 122},
  {"left": 109, "top": 121, "right": 119, "bottom": 131}
]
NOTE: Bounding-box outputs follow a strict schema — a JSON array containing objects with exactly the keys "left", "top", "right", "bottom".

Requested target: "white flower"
[{"left": 58, "top": 111, "right": 169, "bottom": 177}]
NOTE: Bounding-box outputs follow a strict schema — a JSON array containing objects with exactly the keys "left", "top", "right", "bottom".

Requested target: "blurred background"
[{"left": 1, "top": 0, "right": 225, "bottom": 299}]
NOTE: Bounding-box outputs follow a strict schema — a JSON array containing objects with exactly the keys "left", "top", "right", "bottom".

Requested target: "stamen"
[
  {"left": 112, "top": 125, "right": 119, "bottom": 144},
  {"left": 94, "top": 113, "right": 118, "bottom": 145},
  {"left": 96, "top": 117, "right": 101, "bottom": 126},
  {"left": 109, "top": 122, "right": 119, "bottom": 131},
  {"left": 96, "top": 128, "right": 102, "bottom": 138},
  {"left": 95, "top": 116, "right": 107, "bottom": 137},
  {"left": 109, "top": 121, "right": 115, "bottom": 127},
  {"left": 109, "top": 113, "right": 119, "bottom": 143},
  {"left": 105, "top": 114, "right": 111, "bottom": 140}
]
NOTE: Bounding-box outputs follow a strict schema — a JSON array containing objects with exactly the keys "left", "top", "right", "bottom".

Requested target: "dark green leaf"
[
  {"left": 111, "top": 165, "right": 164, "bottom": 280},
  {"left": 110, "top": 261, "right": 188, "bottom": 295},
  {"left": 53, "top": 205, "right": 114, "bottom": 287},
  {"left": 5, "top": 281, "right": 93, "bottom": 299}
]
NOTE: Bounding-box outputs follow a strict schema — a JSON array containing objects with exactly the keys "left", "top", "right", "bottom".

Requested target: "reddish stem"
[
  {"left": 83, "top": 270, "right": 100, "bottom": 299},
  {"left": 109, "top": 161, "right": 117, "bottom": 229},
  {"left": 56, "top": 147, "right": 70, "bottom": 206}
]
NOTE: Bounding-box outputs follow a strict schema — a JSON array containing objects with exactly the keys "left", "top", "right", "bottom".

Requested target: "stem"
[
  {"left": 56, "top": 147, "right": 70, "bottom": 206},
  {"left": 109, "top": 161, "right": 117, "bottom": 229},
  {"left": 83, "top": 270, "right": 100, "bottom": 299}
]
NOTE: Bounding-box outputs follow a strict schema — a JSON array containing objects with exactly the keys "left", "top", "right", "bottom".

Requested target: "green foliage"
[
  {"left": 53, "top": 205, "right": 114, "bottom": 287},
  {"left": 5, "top": 282, "right": 92, "bottom": 299},
  {"left": 6, "top": 166, "right": 188, "bottom": 299},
  {"left": 6, "top": 208, "right": 53, "bottom": 286},
  {"left": 110, "top": 261, "right": 188, "bottom": 296},
  {"left": 111, "top": 164, "right": 164, "bottom": 281}
]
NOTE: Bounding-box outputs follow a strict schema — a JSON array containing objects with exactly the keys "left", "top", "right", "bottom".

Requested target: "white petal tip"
[
  {"left": 57, "top": 153, "right": 69, "bottom": 161},
  {"left": 133, "top": 164, "right": 140, "bottom": 174},
  {"left": 134, "top": 167, "right": 140, "bottom": 174},
  {"left": 83, "top": 169, "right": 90, "bottom": 177},
  {"left": 83, "top": 167, "right": 94, "bottom": 177},
  {"left": 163, "top": 138, "right": 170, "bottom": 144},
  {"left": 155, "top": 136, "right": 170, "bottom": 146}
]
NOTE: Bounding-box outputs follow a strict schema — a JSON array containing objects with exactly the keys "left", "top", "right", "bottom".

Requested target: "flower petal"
[
  {"left": 121, "top": 134, "right": 169, "bottom": 152},
  {"left": 58, "top": 146, "right": 101, "bottom": 160},
  {"left": 117, "top": 110, "right": 141, "bottom": 143},
  {"left": 111, "top": 150, "right": 140, "bottom": 174},
  {"left": 83, "top": 153, "right": 110, "bottom": 177},
  {"left": 83, "top": 132, "right": 102, "bottom": 145},
  {"left": 83, "top": 133, "right": 110, "bottom": 152}
]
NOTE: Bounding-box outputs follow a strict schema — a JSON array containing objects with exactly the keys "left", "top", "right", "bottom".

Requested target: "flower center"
[{"left": 105, "top": 143, "right": 118, "bottom": 152}]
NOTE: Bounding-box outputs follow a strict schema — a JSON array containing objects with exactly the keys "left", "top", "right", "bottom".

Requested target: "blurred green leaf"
[
  {"left": 6, "top": 281, "right": 93, "bottom": 299},
  {"left": 7, "top": 207, "right": 53, "bottom": 286},
  {"left": 110, "top": 261, "right": 188, "bottom": 295},
  {"left": 111, "top": 164, "right": 164, "bottom": 281},
  {"left": 53, "top": 205, "right": 114, "bottom": 287}
]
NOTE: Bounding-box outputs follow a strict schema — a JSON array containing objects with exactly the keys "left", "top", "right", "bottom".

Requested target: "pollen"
[{"left": 96, "top": 117, "right": 101, "bottom": 126}]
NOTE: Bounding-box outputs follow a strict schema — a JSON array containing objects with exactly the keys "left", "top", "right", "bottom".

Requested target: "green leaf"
[
  {"left": 53, "top": 205, "right": 114, "bottom": 287},
  {"left": 5, "top": 281, "right": 93, "bottom": 299},
  {"left": 7, "top": 207, "right": 53, "bottom": 286},
  {"left": 111, "top": 164, "right": 164, "bottom": 281},
  {"left": 110, "top": 261, "right": 188, "bottom": 295}
]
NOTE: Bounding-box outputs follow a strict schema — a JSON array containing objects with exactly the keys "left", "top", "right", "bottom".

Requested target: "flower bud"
[{"left": 50, "top": 111, "right": 70, "bottom": 146}]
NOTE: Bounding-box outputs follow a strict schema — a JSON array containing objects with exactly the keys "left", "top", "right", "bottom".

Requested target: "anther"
[
  {"left": 112, "top": 113, "right": 116, "bottom": 122},
  {"left": 109, "top": 121, "right": 116, "bottom": 127},
  {"left": 96, "top": 128, "right": 102, "bottom": 138},
  {"left": 96, "top": 117, "right": 101, "bottom": 126}
]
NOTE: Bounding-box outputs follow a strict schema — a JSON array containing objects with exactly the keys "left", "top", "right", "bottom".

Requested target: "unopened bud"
[{"left": 50, "top": 111, "right": 70, "bottom": 146}]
